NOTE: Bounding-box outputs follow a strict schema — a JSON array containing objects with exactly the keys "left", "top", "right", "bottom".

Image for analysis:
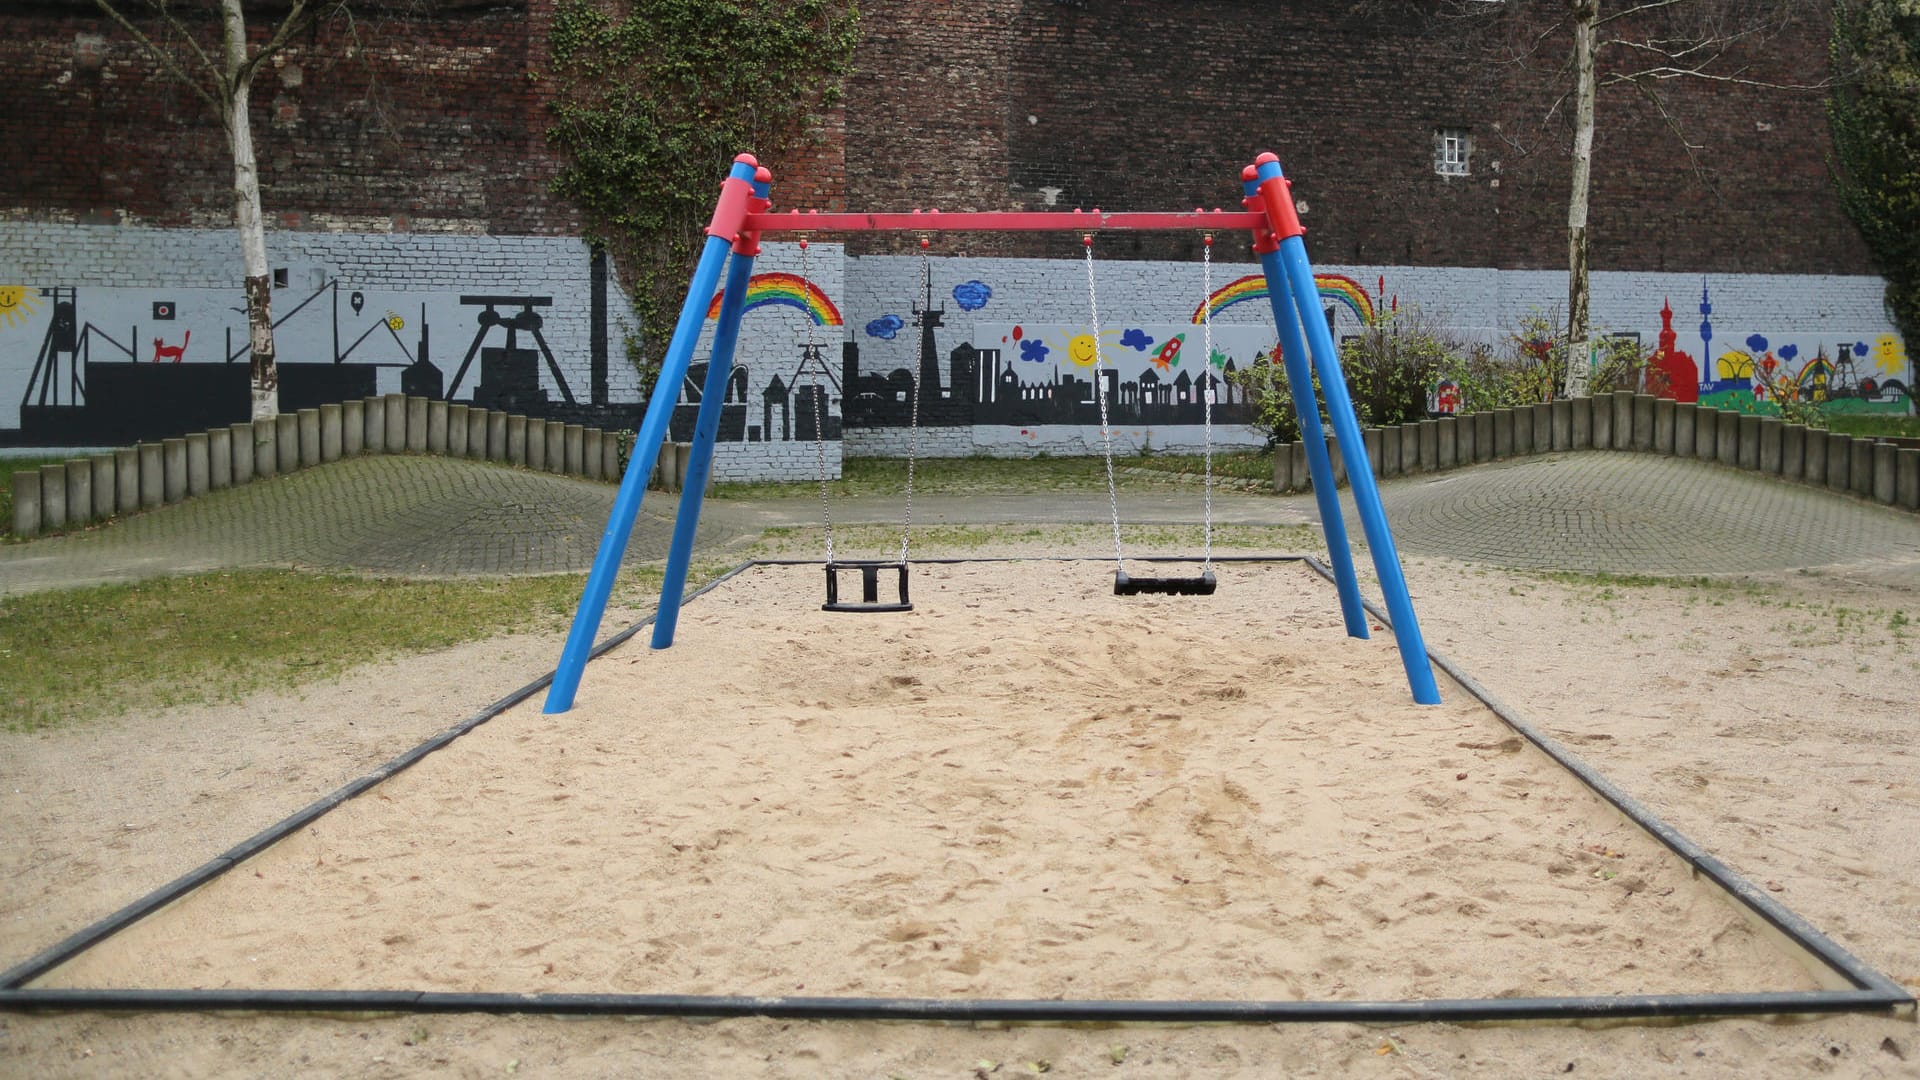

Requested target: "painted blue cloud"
[
  {"left": 1120, "top": 328, "right": 1154, "bottom": 352},
  {"left": 1019, "top": 338, "right": 1050, "bottom": 364},
  {"left": 952, "top": 280, "right": 992, "bottom": 312},
  {"left": 1854, "top": 341, "right": 1869, "bottom": 357},
  {"left": 1779, "top": 343, "right": 1799, "bottom": 361},
  {"left": 1746, "top": 333, "right": 1769, "bottom": 353},
  {"left": 866, "top": 314, "right": 905, "bottom": 341}
]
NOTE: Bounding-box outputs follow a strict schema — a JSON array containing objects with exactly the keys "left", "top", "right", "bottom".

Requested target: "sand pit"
[{"left": 35, "top": 560, "right": 1821, "bottom": 1004}]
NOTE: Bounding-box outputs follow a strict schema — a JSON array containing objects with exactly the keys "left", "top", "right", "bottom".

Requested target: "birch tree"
[
  {"left": 1557, "top": 0, "right": 1831, "bottom": 396},
  {"left": 1441, "top": 1, "right": 1830, "bottom": 396},
  {"left": 92, "top": 0, "right": 348, "bottom": 421}
]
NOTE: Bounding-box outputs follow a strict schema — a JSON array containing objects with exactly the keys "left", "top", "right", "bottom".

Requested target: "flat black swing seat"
[
  {"left": 823, "top": 561, "right": 914, "bottom": 613},
  {"left": 1115, "top": 568, "right": 1218, "bottom": 596}
]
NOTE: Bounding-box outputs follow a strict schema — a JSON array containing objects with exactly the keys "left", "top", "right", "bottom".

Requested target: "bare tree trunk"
[
  {"left": 223, "top": 0, "right": 278, "bottom": 422},
  {"left": 1565, "top": 0, "right": 1598, "bottom": 399}
]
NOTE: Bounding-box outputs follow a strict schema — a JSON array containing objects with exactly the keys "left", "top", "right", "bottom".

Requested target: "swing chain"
[
  {"left": 801, "top": 237, "right": 835, "bottom": 565},
  {"left": 899, "top": 237, "right": 931, "bottom": 566},
  {"left": 1084, "top": 234, "right": 1126, "bottom": 575},
  {"left": 1201, "top": 233, "right": 1215, "bottom": 574}
]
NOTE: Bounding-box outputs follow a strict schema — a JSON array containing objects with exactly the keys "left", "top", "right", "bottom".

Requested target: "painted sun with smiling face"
[
  {"left": 0, "top": 286, "right": 40, "bottom": 331},
  {"left": 1057, "top": 329, "right": 1122, "bottom": 368}
]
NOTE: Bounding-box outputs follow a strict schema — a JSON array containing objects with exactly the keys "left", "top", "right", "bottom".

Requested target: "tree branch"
[
  {"left": 233, "top": 0, "right": 328, "bottom": 87},
  {"left": 1601, "top": 64, "right": 1834, "bottom": 91},
  {"left": 1628, "top": 78, "right": 1721, "bottom": 200},
  {"left": 93, "top": 0, "right": 223, "bottom": 114},
  {"left": 1595, "top": 0, "right": 1695, "bottom": 29},
  {"left": 149, "top": 0, "right": 226, "bottom": 86}
]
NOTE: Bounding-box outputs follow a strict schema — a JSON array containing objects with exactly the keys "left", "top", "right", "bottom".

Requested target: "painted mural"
[
  {"left": 0, "top": 276, "right": 632, "bottom": 447},
  {"left": 830, "top": 268, "right": 1387, "bottom": 449},
  {"left": 1638, "top": 282, "right": 1910, "bottom": 417},
  {"left": 680, "top": 271, "right": 845, "bottom": 445},
  {"left": 7, "top": 254, "right": 1908, "bottom": 468},
  {"left": 1192, "top": 273, "right": 1377, "bottom": 327}
]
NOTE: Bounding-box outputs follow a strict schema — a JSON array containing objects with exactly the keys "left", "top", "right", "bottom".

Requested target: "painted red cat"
[{"left": 151, "top": 329, "right": 189, "bottom": 363}]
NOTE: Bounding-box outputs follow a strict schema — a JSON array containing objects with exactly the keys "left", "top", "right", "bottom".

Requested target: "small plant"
[
  {"left": 1340, "top": 305, "right": 1473, "bottom": 427},
  {"left": 1227, "top": 347, "right": 1327, "bottom": 446},
  {"left": 1743, "top": 347, "right": 1832, "bottom": 429},
  {"left": 1228, "top": 304, "right": 1474, "bottom": 445},
  {"left": 1495, "top": 311, "right": 1569, "bottom": 404},
  {"left": 1588, "top": 332, "right": 1651, "bottom": 394}
]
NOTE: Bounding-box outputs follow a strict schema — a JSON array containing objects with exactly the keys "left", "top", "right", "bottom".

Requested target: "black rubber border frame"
[{"left": 2, "top": 555, "right": 1910, "bottom": 1024}]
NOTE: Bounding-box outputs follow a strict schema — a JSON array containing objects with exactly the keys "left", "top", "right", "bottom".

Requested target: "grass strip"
[
  {"left": 0, "top": 568, "right": 677, "bottom": 733},
  {"left": 1823, "top": 413, "right": 1920, "bottom": 439},
  {"left": 713, "top": 451, "right": 1276, "bottom": 500}
]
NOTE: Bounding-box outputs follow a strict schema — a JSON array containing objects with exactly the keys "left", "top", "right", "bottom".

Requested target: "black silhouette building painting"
[
  {"left": 840, "top": 315, "right": 1261, "bottom": 431},
  {"left": 0, "top": 249, "right": 629, "bottom": 449},
  {"left": 670, "top": 337, "right": 846, "bottom": 447}
]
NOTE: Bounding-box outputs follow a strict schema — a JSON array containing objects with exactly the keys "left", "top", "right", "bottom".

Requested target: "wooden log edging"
[
  {"left": 8, "top": 396, "right": 684, "bottom": 540},
  {"left": 1269, "top": 392, "right": 1920, "bottom": 517}
]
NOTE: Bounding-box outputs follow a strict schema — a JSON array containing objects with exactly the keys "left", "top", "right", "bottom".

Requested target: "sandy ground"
[{"left": 2, "top": 552, "right": 1917, "bottom": 1078}]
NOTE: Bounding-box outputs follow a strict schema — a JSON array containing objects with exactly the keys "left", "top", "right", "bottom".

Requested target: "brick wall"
[
  {"left": 1, "top": 0, "right": 1902, "bottom": 466},
  {"left": 840, "top": 1, "right": 1872, "bottom": 276},
  {"left": 0, "top": 0, "right": 576, "bottom": 236},
  {"left": 1, "top": 1, "right": 1877, "bottom": 271}
]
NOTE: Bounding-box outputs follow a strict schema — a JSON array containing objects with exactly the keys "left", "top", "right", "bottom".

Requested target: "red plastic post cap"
[
  {"left": 754, "top": 167, "right": 772, "bottom": 183},
  {"left": 1254, "top": 152, "right": 1279, "bottom": 166},
  {"left": 1241, "top": 165, "right": 1259, "bottom": 182},
  {"left": 734, "top": 153, "right": 760, "bottom": 167}
]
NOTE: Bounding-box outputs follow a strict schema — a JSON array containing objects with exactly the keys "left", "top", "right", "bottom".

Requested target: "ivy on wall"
[
  {"left": 546, "top": 0, "right": 860, "bottom": 393},
  {"left": 1829, "top": 0, "right": 1919, "bottom": 384}
]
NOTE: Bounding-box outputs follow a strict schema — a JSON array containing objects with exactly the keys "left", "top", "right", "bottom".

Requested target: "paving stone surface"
[
  {"left": 5, "top": 450, "right": 1917, "bottom": 596},
  {"left": 1364, "top": 452, "right": 1920, "bottom": 575},
  {"left": 0, "top": 457, "right": 713, "bottom": 595}
]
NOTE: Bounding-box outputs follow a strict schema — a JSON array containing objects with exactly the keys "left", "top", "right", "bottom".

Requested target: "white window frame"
[{"left": 1435, "top": 129, "right": 1471, "bottom": 177}]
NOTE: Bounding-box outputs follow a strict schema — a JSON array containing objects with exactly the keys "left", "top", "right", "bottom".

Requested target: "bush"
[
  {"left": 1229, "top": 306, "right": 1474, "bottom": 446},
  {"left": 1227, "top": 307, "right": 1664, "bottom": 448}
]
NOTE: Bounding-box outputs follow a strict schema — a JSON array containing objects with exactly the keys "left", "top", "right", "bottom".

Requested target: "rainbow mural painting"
[
  {"left": 705, "top": 272, "right": 843, "bottom": 325},
  {"left": 1192, "top": 273, "right": 1375, "bottom": 327}
]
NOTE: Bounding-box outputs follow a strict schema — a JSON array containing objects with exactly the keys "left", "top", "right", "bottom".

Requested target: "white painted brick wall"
[
  {"left": 0, "top": 222, "right": 645, "bottom": 406},
  {"left": 7, "top": 223, "right": 1905, "bottom": 480}
]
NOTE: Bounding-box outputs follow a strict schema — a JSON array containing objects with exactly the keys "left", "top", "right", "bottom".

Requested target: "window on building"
[{"left": 1434, "top": 129, "right": 1471, "bottom": 177}]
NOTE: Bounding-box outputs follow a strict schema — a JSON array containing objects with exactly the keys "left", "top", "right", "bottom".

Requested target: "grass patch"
[
  {"left": 1, "top": 456, "right": 67, "bottom": 542},
  {"left": 1528, "top": 570, "right": 1731, "bottom": 592},
  {"left": 1127, "top": 449, "right": 1275, "bottom": 483},
  {"left": 1824, "top": 414, "right": 1920, "bottom": 439},
  {"left": 711, "top": 453, "right": 1276, "bottom": 501},
  {"left": 0, "top": 568, "right": 672, "bottom": 733},
  {"left": 745, "top": 521, "right": 1319, "bottom": 560}
]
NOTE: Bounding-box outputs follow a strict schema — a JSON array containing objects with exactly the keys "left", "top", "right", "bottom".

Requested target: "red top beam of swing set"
[{"left": 741, "top": 209, "right": 1269, "bottom": 234}]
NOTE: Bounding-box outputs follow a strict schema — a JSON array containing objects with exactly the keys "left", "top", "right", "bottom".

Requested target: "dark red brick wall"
[
  {"left": 842, "top": 1, "right": 1872, "bottom": 274},
  {"left": 1, "top": 0, "right": 578, "bottom": 235},
  {"left": 840, "top": 0, "right": 1020, "bottom": 254},
  {"left": 1, "top": 0, "right": 1876, "bottom": 277}
]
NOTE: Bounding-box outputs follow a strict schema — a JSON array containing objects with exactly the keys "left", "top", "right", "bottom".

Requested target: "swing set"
[{"left": 542, "top": 151, "right": 1442, "bottom": 712}]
